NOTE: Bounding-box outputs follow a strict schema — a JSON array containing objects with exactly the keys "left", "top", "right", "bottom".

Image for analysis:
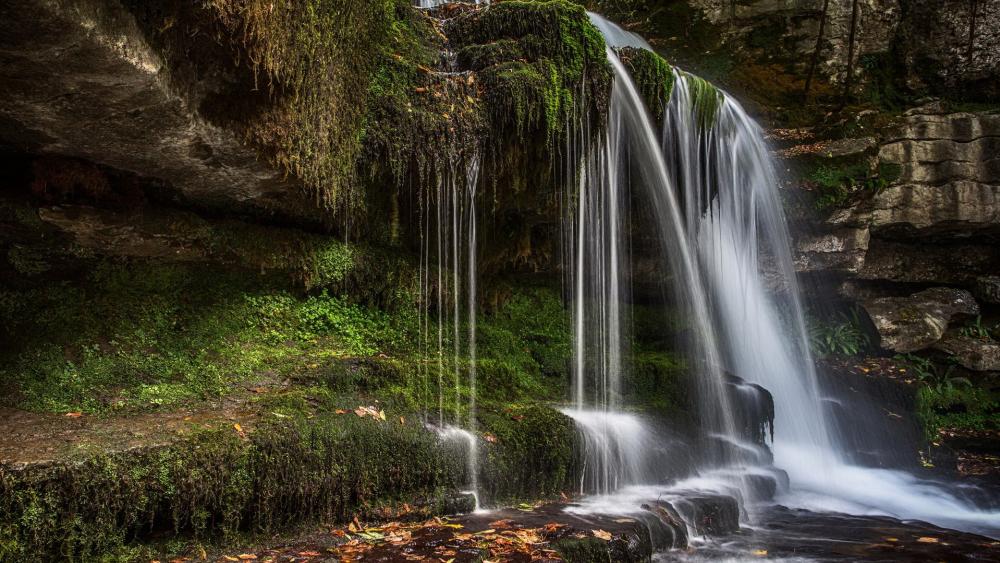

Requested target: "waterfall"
[
  {"left": 418, "top": 154, "right": 482, "bottom": 507},
  {"left": 574, "top": 12, "right": 1000, "bottom": 538}
]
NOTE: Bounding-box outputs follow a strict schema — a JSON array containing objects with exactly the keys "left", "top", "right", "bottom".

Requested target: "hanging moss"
[
  {"left": 683, "top": 72, "right": 723, "bottom": 130},
  {"left": 618, "top": 47, "right": 676, "bottom": 123},
  {"left": 209, "top": 0, "right": 424, "bottom": 211},
  {"left": 447, "top": 0, "right": 613, "bottom": 143}
]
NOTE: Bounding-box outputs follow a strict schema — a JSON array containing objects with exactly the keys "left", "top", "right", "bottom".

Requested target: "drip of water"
[
  {"left": 560, "top": 409, "right": 657, "bottom": 495},
  {"left": 434, "top": 425, "right": 481, "bottom": 510},
  {"left": 416, "top": 154, "right": 482, "bottom": 506}
]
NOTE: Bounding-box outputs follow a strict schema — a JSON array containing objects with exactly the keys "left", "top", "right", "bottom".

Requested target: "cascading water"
[
  {"left": 573, "top": 11, "right": 1000, "bottom": 540},
  {"left": 563, "top": 14, "right": 750, "bottom": 500},
  {"left": 663, "top": 69, "right": 1000, "bottom": 538}
]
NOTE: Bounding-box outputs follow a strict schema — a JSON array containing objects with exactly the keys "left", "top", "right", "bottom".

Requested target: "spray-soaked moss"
[
  {"left": 684, "top": 72, "right": 723, "bottom": 130},
  {"left": 618, "top": 47, "right": 676, "bottom": 123},
  {"left": 447, "top": 0, "right": 613, "bottom": 142}
]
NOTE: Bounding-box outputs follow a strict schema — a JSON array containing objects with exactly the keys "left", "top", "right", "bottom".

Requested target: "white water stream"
[{"left": 574, "top": 11, "right": 1000, "bottom": 540}]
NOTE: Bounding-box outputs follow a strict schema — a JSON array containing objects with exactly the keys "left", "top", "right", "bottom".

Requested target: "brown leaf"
[
  {"left": 298, "top": 552, "right": 321, "bottom": 557},
  {"left": 917, "top": 537, "right": 940, "bottom": 543},
  {"left": 64, "top": 412, "right": 82, "bottom": 418},
  {"left": 592, "top": 529, "right": 612, "bottom": 541}
]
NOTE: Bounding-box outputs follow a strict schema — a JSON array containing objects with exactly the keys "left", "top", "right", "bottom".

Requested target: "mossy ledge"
[
  {"left": 0, "top": 405, "right": 579, "bottom": 561},
  {"left": 618, "top": 47, "right": 676, "bottom": 124}
]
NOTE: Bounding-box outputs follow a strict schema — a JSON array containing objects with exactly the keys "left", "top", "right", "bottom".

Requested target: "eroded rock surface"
[
  {"left": 0, "top": 0, "right": 313, "bottom": 220},
  {"left": 862, "top": 287, "right": 980, "bottom": 353}
]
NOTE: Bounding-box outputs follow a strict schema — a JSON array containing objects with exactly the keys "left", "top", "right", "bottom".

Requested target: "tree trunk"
[
  {"left": 841, "top": 0, "right": 861, "bottom": 105},
  {"left": 803, "top": 0, "right": 831, "bottom": 100}
]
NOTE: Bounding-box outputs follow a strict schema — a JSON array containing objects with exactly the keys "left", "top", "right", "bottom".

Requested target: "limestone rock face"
[
  {"left": 0, "top": 0, "right": 314, "bottom": 221},
  {"left": 810, "top": 108, "right": 1000, "bottom": 291},
  {"left": 862, "top": 288, "right": 980, "bottom": 353},
  {"left": 831, "top": 109, "right": 1000, "bottom": 234},
  {"left": 794, "top": 227, "right": 870, "bottom": 274},
  {"left": 933, "top": 331, "right": 1000, "bottom": 372}
]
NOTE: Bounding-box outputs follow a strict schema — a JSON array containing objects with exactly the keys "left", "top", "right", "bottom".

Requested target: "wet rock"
[
  {"left": 862, "top": 287, "right": 980, "bottom": 353},
  {"left": 933, "top": 331, "right": 1000, "bottom": 372},
  {"left": 672, "top": 495, "right": 741, "bottom": 536},
  {"left": 857, "top": 238, "right": 1000, "bottom": 285}
]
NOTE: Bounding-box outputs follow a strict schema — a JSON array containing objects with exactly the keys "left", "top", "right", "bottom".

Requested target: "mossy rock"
[{"left": 618, "top": 47, "right": 676, "bottom": 123}]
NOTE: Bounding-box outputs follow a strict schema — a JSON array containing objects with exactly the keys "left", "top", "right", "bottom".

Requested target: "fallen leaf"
[
  {"left": 753, "top": 549, "right": 768, "bottom": 556},
  {"left": 298, "top": 551, "right": 321, "bottom": 557},
  {"left": 884, "top": 537, "right": 898, "bottom": 542},
  {"left": 335, "top": 409, "right": 347, "bottom": 415},
  {"left": 917, "top": 537, "right": 940, "bottom": 543},
  {"left": 378, "top": 410, "right": 387, "bottom": 421},
  {"left": 222, "top": 557, "right": 239, "bottom": 562},
  {"left": 65, "top": 412, "right": 82, "bottom": 418},
  {"left": 237, "top": 555, "right": 257, "bottom": 561},
  {"left": 592, "top": 529, "right": 612, "bottom": 541},
  {"left": 233, "top": 423, "right": 243, "bottom": 433},
  {"left": 399, "top": 416, "right": 406, "bottom": 424}
]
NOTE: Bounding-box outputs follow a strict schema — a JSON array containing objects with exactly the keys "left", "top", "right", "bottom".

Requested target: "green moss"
[
  {"left": 0, "top": 414, "right": 467, "bottom": 561},
  {"left": 0, "top": 258, "right": 420, "bottom": 414},
  {"left": 683, "top": 72, "right": 722, "bottom": 130},
  {"left": 618, "top": 47, "right": 675, "bottom": 123},
  {"left": 209, "top": 0, "right": 425, "bottom": 210},
  {"left": 478, "top": 404, "right": 577, "bottom": 502},
  {"left": 447, "top": 0, "right": 613, "bottom": 142},
  {"left": 917, "top": 383, "right": 999, "bottom": 441}
]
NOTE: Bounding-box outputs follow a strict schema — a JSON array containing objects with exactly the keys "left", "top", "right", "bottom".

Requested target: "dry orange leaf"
[
  {"left": 592, "top": 529, "right": 612, "bottom": 541},
  {"left": 917, "top": 537, "right": 940, "bottom": 543},
  {"left": 65, "top": 412, "right": 82, "bottom": 418},
  {"left": 753, "top": 549, "right": 768, "bottom": 556}
]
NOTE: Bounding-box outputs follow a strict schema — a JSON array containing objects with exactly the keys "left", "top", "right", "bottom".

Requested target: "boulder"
[
  {"left": 933, "top": 331, "right": 1000, "bottom": 372},
  {"left": 862, "top": 288, "right": 980, "bottom": 353},
  {"left": 974, "top": 276, "right": 1000, "bottom": 305}
]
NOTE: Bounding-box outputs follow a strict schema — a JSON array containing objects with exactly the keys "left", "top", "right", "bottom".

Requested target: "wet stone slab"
[{"left": 199, "top": 500, "right": 999, "bottom": 562}]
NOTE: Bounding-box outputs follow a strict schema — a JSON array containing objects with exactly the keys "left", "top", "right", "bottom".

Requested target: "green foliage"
[
  {"left": 809, "top": 311, "right": 870, "bottom": 358},
  {"left": 958, "top": 316, "right": 996, "bottom": 340},
  {"left": 810, "top": 162, "right": 900, "bottom": 211},
  {"left": 916, "top": 379, "right": 999, "bottom": 440},
  {"left": 0, "top": 260, "right": 418, "bottom": 414}
]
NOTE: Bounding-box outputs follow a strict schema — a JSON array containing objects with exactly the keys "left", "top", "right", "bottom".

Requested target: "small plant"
[
  {"left": 810, "top": 162, "right": 900, "bottom": 211},
  {"left": 808, "top": 311, "right": 869, "bottom": 357},
  {"left": 958, "top": 316, "right": 994, "bottom": 340}
]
